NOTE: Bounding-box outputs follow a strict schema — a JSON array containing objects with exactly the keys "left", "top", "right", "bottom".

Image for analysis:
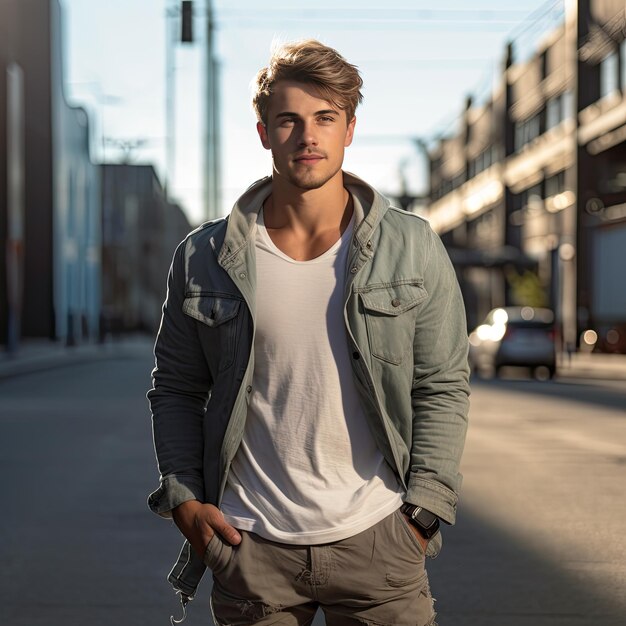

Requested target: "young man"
[{"left": 148, "top": 40, "right": 470, "bottom": 626}]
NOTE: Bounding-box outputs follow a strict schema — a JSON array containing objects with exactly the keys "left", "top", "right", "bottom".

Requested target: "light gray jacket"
[{"left": 147, "top": 171, "right": 470, "bottom": 603}]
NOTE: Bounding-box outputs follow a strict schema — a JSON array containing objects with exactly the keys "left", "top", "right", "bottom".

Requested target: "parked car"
[{"left": 469, "top": 306, "right": 557, "bottom": 380}]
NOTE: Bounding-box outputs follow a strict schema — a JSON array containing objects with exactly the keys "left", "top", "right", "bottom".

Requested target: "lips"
[{"left": 293, "top": 153, "right": 325, "bottom": 164}]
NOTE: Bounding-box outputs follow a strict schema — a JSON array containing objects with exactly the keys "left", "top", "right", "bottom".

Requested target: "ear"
[
  {"left": 257, "top": 121, "right": 271, "bottom": 150},
  {"left": 344, "top": 116, "right": 356, "bottom": 148}
]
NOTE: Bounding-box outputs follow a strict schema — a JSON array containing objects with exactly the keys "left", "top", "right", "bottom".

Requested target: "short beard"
[{"left": 279, "top": 163, "right": 341, "bottom": 192}]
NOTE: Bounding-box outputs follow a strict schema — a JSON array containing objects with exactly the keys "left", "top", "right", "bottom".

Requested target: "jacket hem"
[{"left": 147, "top": 474, "right": 204, "bottom": 518}]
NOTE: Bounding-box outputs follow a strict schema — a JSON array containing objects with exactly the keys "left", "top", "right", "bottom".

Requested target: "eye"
[
  {"left": 318, "top": 116, "right": 335, "bottom": 124},
  {"left": 279, "top": 117, "right": 297, "bottom": 127}
]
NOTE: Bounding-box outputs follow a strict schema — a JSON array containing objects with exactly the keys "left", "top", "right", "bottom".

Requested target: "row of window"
[
  {"left": 433, "top": 157, "right": 567, "bottom": 208},
  {"left": 468, "top": 145, "right": 501, "bottom": 179},
  {"left": 514, "top": 90, "right": 575, "bottom": 152},
  {"left": 507, "top": 172, "right": 569, "bottom": 227},
  {"left": 511, "top": 171, "right": 566, "bottom": 213},
  {"left": 432, "top": 89, "right": 574, "bottom": 198},
  {"left": 514, "top": 41, "right": 626, "bottom": 151},
  {"left": 432, "top": 40, "right": 626, "bottom": 200}
]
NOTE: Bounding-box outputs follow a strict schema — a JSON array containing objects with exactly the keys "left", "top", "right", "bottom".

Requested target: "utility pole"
[
  {"left": 164, "top": 1, "right": 177, "bottom": 199},
  {"left": 204, "top": 0, "right": 220, "bottom": 221},
  {"left": 165, "top": 1, "right": 194, "bottom": 199},
  {"left": 165, "top": 1, "right": 220, "bottom": 221}
]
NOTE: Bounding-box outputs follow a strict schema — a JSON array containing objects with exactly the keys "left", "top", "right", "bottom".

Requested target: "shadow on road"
[
  {"left": 429, "top": 504, "right": 626, "bottom": 626},
  {"left": 2, "top": 355, "right": 624, "bottom": 625},
  {"left": 471, "top": 375, "right": 626, "bottom": 413}
]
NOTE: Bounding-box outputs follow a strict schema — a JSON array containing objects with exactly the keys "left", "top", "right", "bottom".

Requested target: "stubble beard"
[
  {"left": 277, "top": 158, "right": 342, "bottom": 191},
  {"left": 287, "top": 171, "right": 331, "bottom": 191}
]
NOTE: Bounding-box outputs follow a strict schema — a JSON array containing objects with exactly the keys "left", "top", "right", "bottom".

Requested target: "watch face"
[
  {"left": 410, "top": 506, "right": 423, "bottom": 520},
  {"left": 415, "top": 509, "right": 438, "bottom": 529}
]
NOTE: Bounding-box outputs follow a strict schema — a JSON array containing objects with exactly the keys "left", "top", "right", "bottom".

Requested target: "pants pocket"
[
  {"left": 203, "top": 533, "right": 233, "bottom": 574},
  {"left": 394, "top": 509, "right": 426, "bottom": 556}
]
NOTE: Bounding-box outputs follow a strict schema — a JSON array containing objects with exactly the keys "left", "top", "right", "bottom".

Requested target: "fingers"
[
  {"left": 196, "top": 504, "right": 242, "bottom": 546},
  {"left": 172, "top": 501, "right": 242, "bottom": 556}
]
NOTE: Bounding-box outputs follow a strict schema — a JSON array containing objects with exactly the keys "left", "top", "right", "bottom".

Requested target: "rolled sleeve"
[{"left": 147, "top": 474, "right": 205, "bottom": 518}]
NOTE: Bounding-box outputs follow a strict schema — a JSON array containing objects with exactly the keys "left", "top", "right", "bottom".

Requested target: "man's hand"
[
  {"left": 172, "top": 500, "right": 242, "bottom": 558},
  {"left": 402, "top": 513, "right": 429, "bottom": 554}
]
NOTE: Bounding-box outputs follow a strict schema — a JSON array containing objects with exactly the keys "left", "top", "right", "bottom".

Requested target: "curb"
[
  {"left": 556, "top": 367, "right": 626, "bottom": 381},
  {"left": 0, "top": 338, "right": 154, "bottom": 381},
  {"left": 556, "top": 354, "right": 626, "bottom": 382}
]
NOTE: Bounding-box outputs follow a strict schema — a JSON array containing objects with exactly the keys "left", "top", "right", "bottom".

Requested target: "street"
[{"left": 1, "top": 344, "right": 625, "bottom": 625}]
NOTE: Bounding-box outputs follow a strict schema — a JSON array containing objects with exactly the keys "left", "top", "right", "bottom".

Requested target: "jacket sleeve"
[
  {"left": 146, "top": 238, "right": 213, "bottom": 518},
  {"left": 406, "top": 226, "right": 470, "bottom": 525}
]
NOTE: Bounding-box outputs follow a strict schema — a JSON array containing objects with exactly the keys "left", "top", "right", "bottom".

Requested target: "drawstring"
[{"left": 170, "top": 592, "right": 193, "bottom": 625}]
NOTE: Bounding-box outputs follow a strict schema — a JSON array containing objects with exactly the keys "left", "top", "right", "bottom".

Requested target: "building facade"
[
  {"left": 426, "top": 0, "right": 626, "bottom": 353},
  {"left": 0, "top": 0, "right": 101, "bottom": 350}
]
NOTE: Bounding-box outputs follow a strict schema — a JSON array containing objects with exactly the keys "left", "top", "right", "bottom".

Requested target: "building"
[
  {"left": 101, "top": 164, "right": 192, "bottom": 335},
  {"left": 576, "top": 0, "right": 626, "bottom": 352},
  {"left": 426, "top": 0, "right": 626, "bottom": 352},
  {"left": 0, "top": 0, "right": 101, "bottom": 351}
]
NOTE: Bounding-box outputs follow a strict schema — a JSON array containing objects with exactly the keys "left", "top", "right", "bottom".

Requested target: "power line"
[{"left": 210, "top": 7, "right": 549, "bottom": 31}]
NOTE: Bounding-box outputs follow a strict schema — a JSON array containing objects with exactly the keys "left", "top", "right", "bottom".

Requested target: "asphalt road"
[{"left": 1, "top": 347, "right": 625, "bottom": 625}]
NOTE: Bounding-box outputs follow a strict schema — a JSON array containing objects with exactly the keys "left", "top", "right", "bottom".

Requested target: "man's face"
[{"left": 257, "top": 80, "right": 356, "bottom": 191}]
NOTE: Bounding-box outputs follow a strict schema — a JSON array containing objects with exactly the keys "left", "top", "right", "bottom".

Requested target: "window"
[
  {"left": 600, "top": 51, "right": 619, "bottom": 99},
  {"left": 545, "top": 171, "right": 565, "bottom": 198},
  {"left": 527, "top": 114, "right": 541, "bottom": 142},
  {"left": 540, "top": 50, "right": 548, "bottom": 80},
  {"left": 621, "top": 39, "right": 626, "bottom": 91},
  {"left": 515, "top": 121, "right": 524, "bottom": 152},
  {"left": 562, "top": 90, "right": 574, "bottom": 120},
  {"left": 545, "top": 91, "right": 574, "bottom": 130},
  {"left": 546, "top": 96, "right": 561, "bottom": 130},
  {"left": 515, "top": 112, "right": 543, "bottom": 151},
  {"left": 469, "top": 145, "right": 500, "bottom": 179},
  {"left": 453, "top": 170, "right": 465, "bottom": 189}
]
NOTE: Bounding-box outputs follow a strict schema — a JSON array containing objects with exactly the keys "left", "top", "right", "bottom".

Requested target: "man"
[{"left": 148, "top": 40, "right": 469, "bottom": 626}]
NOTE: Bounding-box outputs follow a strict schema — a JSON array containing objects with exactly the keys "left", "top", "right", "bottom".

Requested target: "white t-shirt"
[{"left": 221, "top": 203, "right": 403, "bottom": 544}]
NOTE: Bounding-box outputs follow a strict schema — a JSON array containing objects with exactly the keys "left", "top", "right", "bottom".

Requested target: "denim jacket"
[{"left": 147, "top": 171, "right": 470, "bottom": 608}]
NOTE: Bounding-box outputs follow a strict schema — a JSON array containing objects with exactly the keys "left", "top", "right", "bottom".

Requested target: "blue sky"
[{"left": 63, "top": 0, "right": 564, "bottom": 225}]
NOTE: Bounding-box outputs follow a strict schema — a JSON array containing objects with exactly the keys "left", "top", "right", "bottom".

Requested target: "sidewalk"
[
  {"left": 557, "top": 351, "right": 626, "bottom": 381},
  {"left": 0, "top": 334, "right": 155, "bottom": 380},
  {"left": 2, "top": 334, "right": 625, "bottom": 381}
]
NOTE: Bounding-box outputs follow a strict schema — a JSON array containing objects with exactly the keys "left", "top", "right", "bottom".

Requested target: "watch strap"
[{"left": 400, "top": 503, "right": 440, "bottom": 539}]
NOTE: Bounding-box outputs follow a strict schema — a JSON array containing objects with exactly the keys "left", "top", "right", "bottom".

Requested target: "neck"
[{"left": 264, "top": 170, "right": 350, "bottom": 236}]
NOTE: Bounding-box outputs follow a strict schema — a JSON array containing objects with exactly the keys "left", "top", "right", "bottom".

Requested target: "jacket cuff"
[
  {"left": 147, "top": 474, "right": 204, "bottom": 518},
  {"left": 406, "top": 475, "right": 459, "bottom": 525}
]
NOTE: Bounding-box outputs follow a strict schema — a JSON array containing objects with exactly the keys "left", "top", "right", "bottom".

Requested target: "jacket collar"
[{"left": 217, "top": 171, "right": 391, "bottom": 267}]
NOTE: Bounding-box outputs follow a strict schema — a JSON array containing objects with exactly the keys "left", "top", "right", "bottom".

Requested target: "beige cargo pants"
[{"left": 204, "top": 509, "right": 437, "bottom": 626}]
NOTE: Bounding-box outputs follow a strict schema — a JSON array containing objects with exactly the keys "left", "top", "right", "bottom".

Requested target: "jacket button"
[
  {"left": 350, "top": 266, "right": 358, "bottom": 274},
  {"left": 391, "top": 298, "right": 401, "bottom": 307},
  {"left": 352, "top": 351, "right": 360, "bottom": 360},
  {"left": 239, "top": 272, "right": 247, "bottom": 279},
  {"left": 246, "top": 385, "right": 252, "bottom": 393}
]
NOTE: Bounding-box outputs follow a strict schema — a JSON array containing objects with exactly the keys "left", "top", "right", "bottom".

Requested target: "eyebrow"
[{"left": 274, "top": 109, "right": 340, "bottom": 120}]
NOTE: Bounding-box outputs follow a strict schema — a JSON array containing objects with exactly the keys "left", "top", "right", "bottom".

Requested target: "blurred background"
[
  {"left": 1, "top": 1, "right": 625, "bottom": 625},
  {"left": 1, "top": 0, "right": 625, "bottom": 356}
]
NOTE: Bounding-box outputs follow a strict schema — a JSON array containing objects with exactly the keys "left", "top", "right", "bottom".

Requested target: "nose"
[{"left": 298, "top": 120, "right": 318, "bottom": 147}]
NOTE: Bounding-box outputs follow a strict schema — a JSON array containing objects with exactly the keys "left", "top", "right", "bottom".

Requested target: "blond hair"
[{"left": 252, "top": 39, "right": 363, "bottom": 125}]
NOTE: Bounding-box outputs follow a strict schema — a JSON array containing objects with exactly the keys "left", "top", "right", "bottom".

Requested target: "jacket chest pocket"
[
  {"left": 359, "top": 281, "right": 428, "bottom": 365},
  {"left": 183, "top": 294, "right": 242, "bottom": 371}
]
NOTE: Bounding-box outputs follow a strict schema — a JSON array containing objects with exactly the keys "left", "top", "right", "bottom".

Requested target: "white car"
[{"left": 469, "top": 307, "right": 557, "bottom": 380}]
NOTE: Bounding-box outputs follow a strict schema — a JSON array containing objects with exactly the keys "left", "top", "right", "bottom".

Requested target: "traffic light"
[{"left": 181, "top": 1, "right": 193, "bottom": 43}]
